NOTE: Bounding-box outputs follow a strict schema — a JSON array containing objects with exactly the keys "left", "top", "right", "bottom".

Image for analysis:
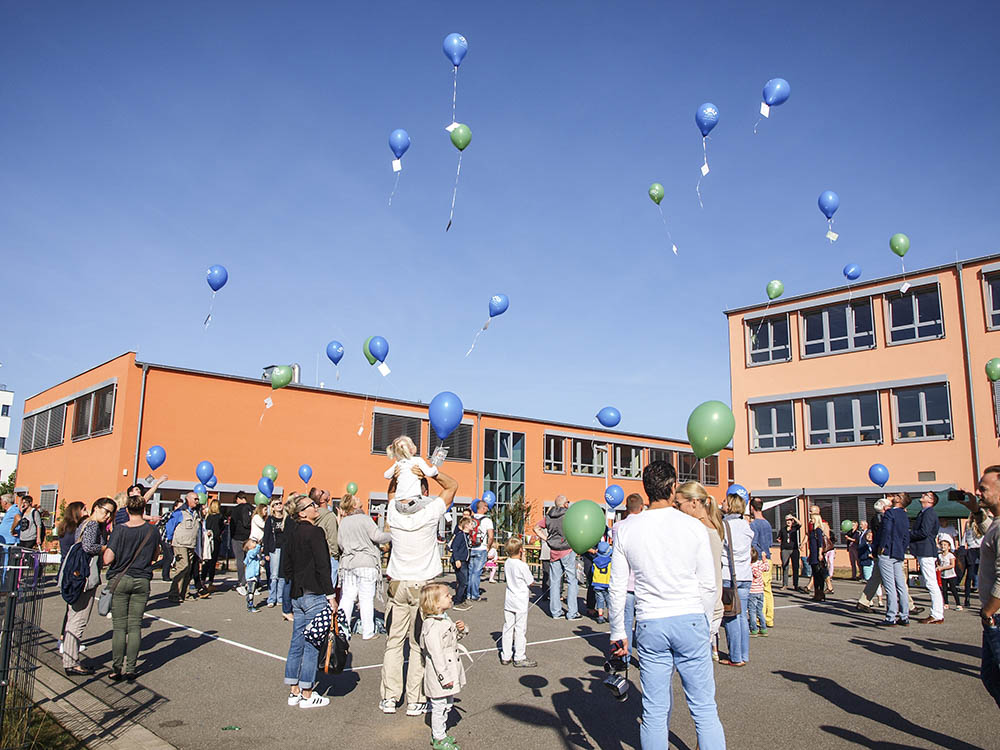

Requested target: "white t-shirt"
[
  {"left": 472, "top": 514, "right": 494, "bottom": 552},
  {"left": 250, "top": 513, "right": 266, "bottom": 543},
  {"left": 503, "top": 557, "right": 535, "bottom": 613},
  {"left": 386, "top": 496, "right": 447, "bottom": 581},
  {"left": 384, "top": 457, "right": 439, "bottom": 500},
  {"left": 939, "top": 551, "right": 957, "bottom": 579}
]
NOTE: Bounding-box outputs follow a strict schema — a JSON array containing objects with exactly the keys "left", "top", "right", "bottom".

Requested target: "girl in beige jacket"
[{"left": 419, "top": 584, "right": 468, "bottom": 750}]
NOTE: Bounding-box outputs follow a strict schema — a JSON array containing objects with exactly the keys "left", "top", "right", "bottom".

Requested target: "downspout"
[
  {"left": 955, "top": 262, "right": 982, "bottom": 479},
  {"left": 475, "top": 412, "right": 482, "bottom": 499},
  {"left": 131, "top": 364, "right": 149, "bottom": 480}
]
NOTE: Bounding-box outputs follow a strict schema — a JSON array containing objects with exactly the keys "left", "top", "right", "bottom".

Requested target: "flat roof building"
[{"left": 0, "top": 387, "right": 15, "bottom": 486}]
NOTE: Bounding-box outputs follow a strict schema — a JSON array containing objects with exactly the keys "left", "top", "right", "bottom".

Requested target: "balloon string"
[
  {"left": 388, "top": 171, "right": 401, "bottom": 207},
  {"left": 696, "top": 137, "right": 708, "bottom": 209},
  {"left": 657, "top": 204, "right": 677, "bottom": 255},
  {"left": 446, "top": 153, "right": 463, "bottom": 231},
  {"left": 751, "top": 300, "right": 773, "bottom": 340},
  {"left": 753, "top": 117, "right": 762, "bottom": 135},
  {"left": 464, "top": 318, "right": 491, "bottom": 357},
  {"left": 335, "top": 366, "right": 341, "bottom": 382},
  {"left": 827, "top": 218, "right": 835, "bottom": 243},
  {"left": 203, "top": 291, "right": 216, "bottom": 329},
  {"left": 452, "top": 66, "right": 458, "bottom": 123}
]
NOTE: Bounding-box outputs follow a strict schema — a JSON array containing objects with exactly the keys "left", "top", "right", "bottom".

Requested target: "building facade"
[
  {"left": 0, "top": 388, "right": 16, "bottom": 485},
  {"left": 727, "top": 253, "right": 1000, "bottom": 540},
  {"left": 15, "top": 353, "right": 733, "bottom": 531}
]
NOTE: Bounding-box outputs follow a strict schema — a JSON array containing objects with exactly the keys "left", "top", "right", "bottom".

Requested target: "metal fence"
[{"left": 0, "top": 547, "right": 43, "bottom": 750}]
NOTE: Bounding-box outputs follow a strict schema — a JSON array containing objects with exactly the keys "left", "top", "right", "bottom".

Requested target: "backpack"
[
  {"left": 469, "top": 518, "right": 483, "bottom": 548},
  {"left": 59, "top": 542, "right": 91, "bottom": 605}
]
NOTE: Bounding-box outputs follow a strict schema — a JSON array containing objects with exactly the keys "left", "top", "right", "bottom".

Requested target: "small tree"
[{"left": 0, "top": 469, "right": 15, "bottom": 497}]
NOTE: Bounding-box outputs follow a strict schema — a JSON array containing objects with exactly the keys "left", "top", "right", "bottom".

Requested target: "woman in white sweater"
[{"left": 337, "top": 494, "right": 391, "bottom": 639}]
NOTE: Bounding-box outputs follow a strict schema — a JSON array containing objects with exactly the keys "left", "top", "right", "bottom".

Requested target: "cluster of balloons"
[{"left": 194, "top": 460, "right": 216, "bottom": 503}]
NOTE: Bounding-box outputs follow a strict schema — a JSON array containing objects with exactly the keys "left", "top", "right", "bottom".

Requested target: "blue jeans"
[
  {"left": 983, "top": 622, "right": 1000, "bottom": 709},
  {"left": 284, "top": 593, "right": 328, "bottom": 690},
  {"left": 747, "top": 592, "right": 766, "bottom": 633},
  {"left": 282, "top": 580, "right": 293, "bottom": 615},
  {"left": 454, "top": 562, "right": 469, "bottom": 604},
  {"left": 624, "top": 591, "right": 636, "bottom": 658},
  {"left": 636, "top": 614, "right": 726, "bottom": 750},
  {"left": 877, "top": 555, "right": 908, "bottom": 622},
  {"left": 468, "top": 549, "right": 487, "bottom": 600},
  {"left": 267, "top": 549, "right": 284, "bottom": 606},
  {"left": 722, "top": 581, "right": 750, "bottom": 663},
  {"left": 330, "top": 557, "right": 340, "bottom": 589},
  {"left": 594, "top": 588, "right": 609, "bottom": 612},
  {"left": 801, "top": 559, "right": 812, "bottom": 578},
  {"left": 548, "top": 551, "right": 579, "bottom": 618}
]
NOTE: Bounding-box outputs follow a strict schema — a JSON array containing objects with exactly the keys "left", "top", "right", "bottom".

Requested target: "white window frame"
[
  {"left": 702, "top": 455, "right": 719, "bottom": 485},
  {"left": 612, "top": 444, "right": 643, "bottom": 480},
  {"left": 750, "top": 401, "right": 796, "bottom": 452},
  {"left": 805, "top": 392, "right": 882, "bottom": 448},
  {"left": 677, "top": 452, "right": 700, "bottom": 482},
  {"left": 648, "top": 448, "right": 674, "bottom": 467},
  {"left": 746, "top": 314, "right": 791, "bottom": 366},
  {"left": 800, "top": 299, "right": 875, "bottom": 358},
  {"left": 884, "top": 284, "right": 945, "bottom": 345},
  {"left": 892, "top": 383, "right": 953, "bottom": 442},
  {"left": 571, "top": 439, "right": 606, "bottom": 477},
  {"left": 544, "top": 435, "right": 565, "bottom": 474}
]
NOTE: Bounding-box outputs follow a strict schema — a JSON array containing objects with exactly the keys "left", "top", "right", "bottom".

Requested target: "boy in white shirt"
[
  {"left": 500, "top": 537, "right": 537, "bottom": 668},
  {"left": 384, "top": 436, "right": 439, "bottom": 502}
]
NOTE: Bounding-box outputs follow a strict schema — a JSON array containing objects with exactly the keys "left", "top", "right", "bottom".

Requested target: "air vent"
[
  {"left": 918, "top": 471, "right": 936, "bottom": 482},
  {"left": 767, "top": 478, "right": 782, "bottom": 487}
]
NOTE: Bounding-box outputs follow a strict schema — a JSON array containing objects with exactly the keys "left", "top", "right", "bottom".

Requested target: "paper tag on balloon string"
[
  {"left": 391, "top": 159, "right": 402, "bottom": 173},
  {"left": 377, "top": 363, "right": 391, "bottom": 377},
  {"left": 900, "top": 282, "right": 911, "bottom": 294},
  {"left": 672, "top": 244, "right": 678, "bottom": 255},
  {"left": 700, "top": 163, "right": 710, "bottom": 177},
  {"left": 826, "top": 230, "right": 839, "bottom": 242},
  {"left": 203, "top": 314, "right": 212, "bottom": 329},
  {"left": 760, "top": 102, "right": 770, "bottom": 117},
  {"left": 335, "top": 369, "right": 341, "bottom": 381},
  {"left": 445, "top": 122, "right": 459, "bottom": 132},
  {"left": 260, "top": 397, "right": 273, "bottom": 424}
]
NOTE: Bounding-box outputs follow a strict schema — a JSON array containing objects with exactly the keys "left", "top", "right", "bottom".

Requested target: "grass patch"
[{"left": 14, "top": 705, "right": 86, "bottom": 750}]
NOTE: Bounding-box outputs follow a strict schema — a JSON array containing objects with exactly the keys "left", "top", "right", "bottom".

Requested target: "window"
[
  {"left": 544, "top": 436, "right": 564, "bottom": 473},
  {"left": 813, "top": 496, "right": 866, "bottom": 546},
  {"left": 70, "top": 384, "right": 115, "bottom": 441},
  {"left": 727, "top": 459, "right": 735, "bottom": 483},
  {"left": 677, "top": 452, "right": 699, "bottom": 482},
  {"left": 612, "top": 444, "right": 642, "bottom": 479},
  {"left": 750, "top": 401, "right": 795, "bottom": 451},
  {"left": 572, "top": 439, "right": 606, "bottom": 477},
  {"left": 427, "top": 423, "right": 473, "bottom": 461},
  {"left": 0, "top": 405, "right": 8, "bottom": 417},
  {"left": 802, "top": 300, "right": 874, "bottom": 356},
  {"left": 894, "top": 384, "right": 952, "bottom": 441},
  {"left": 986, "top": 273, "right": 1000, "bottom": 329},
  {"left": 72, "top": 393, "right": 92, "bottom": 439},
  {"left": 648, "top": 448, "right": 674, "bottom": 467},
  {"left": 748, "top": 315, "right": 790, "bottom": 364},
  {"left": 371, "top": 412, "right": 421, "bottom": 455},
  {"left": 0, "top": 437, "right": 5, "bottom": 450},
  {"left": 483, "top": 429, "right": 526, "bottom": 516},
  {"left": 39, "top": 488, "right": 58, "bottom": 515},
  {"left": 702, "top": 456, "right": 719, "bottom": 485},
  {"left": 887, "top": 286, "right": 943, "bottom": 343},
  {"left": 19, "top": 405, "right": 66, "bottom": 453},
  {"left": 807, "top": 392, "right": 881, "bottom": 446}
]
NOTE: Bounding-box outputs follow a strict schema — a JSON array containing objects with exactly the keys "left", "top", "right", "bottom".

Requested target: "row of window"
[
  {"left": 751, "top": 383, "right": 952, "bottom": 451},
  {"left": 19, "top": 404, "right": 66, "bottom": 453},
  {"left": 760, "top": 496, "right": 880, "bottom": 546},
  {"left": 18, "top": 385, "right": 117, "bottom": 454},
  {"left": 750, "top": 285, "right": 944, "bottom": 365},
  {"left": 370, "top": 413, "right": 474, "bottom": 461}
]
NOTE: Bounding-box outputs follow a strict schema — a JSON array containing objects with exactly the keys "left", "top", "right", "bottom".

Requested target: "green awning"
[{"left": 905, "top": 490, "right": 971, "bottom": 520}]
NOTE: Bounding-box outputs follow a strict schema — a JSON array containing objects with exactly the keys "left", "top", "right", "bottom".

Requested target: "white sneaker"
[
  {"left": 287, "top": 692, "right": 301, "bottom": 706},
  {"left": 378, "top": 699, "right": 397, "bottom": 714},
  {"left": 406, "top": 702, "right": 429, "bottom": 716},
  {"left": 267, "top": 602, "right": 276, "bottom": 608},
  {"left": 80, "top": 644, "right": 87, "bottom": 653},
  {"left": 299, "top": 694, "right": 330, "bottom": 709},
  {"left": 236, "top": 585, "right": 248, "bottom": 596},
  {"left": 58, "top": 640, "right": 63, "bottom": 654}
]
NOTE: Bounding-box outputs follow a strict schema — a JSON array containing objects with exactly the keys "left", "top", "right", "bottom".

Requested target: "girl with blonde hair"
[
  {"left": 418, "top": 583, "right": 467, "bottom": 750},
  {"left": 384, "top": 435, "right": 438, "bottom": 502},
  {"left": 675, "top": 482, "right": 725, "bottom": 659}
]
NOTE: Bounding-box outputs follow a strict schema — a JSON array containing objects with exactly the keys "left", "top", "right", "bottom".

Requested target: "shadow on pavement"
[{"left": 847, "top": 637, "right": 979, "bottom": 678}]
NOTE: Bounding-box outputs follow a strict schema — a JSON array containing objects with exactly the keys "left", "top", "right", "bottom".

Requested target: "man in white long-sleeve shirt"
[{"left": 609, "top": 460, "right": 725, "bottom": 750}]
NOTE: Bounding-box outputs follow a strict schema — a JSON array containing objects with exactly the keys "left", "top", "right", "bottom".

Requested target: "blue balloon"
[
  {"left": 429, "top": 391, "right": 464, "bottom": 441},
  {"left": 488, "top": 294, "right": 509, "bottom": 318},
  {"left": 258, "top": 476, "right": 274, "bottom": 498},
  {"left": 605, "top": 484, "right": 625, "bottom": 508},
  {"left": 818, "top": 190, "right": 840, "bottom": 220},
  {"left": 482, "top": 490, "right": 496, "bottom": 511},
  {"left": 596, "top": 406, "right": 621, "bottom": 428},
  {"left": 868, "top": 463, "right": 889, "bottom": 488},
  {"left": 389, "top": 129, "right": 410, "bottom": 160},
  {"left": 368, "top": 336, "right": 389, "bottom": 363},
  {"left": 843, "top": 263, "right": 862, "bottom": 281},
  {"left": 206, "top": 265, "right": 228, "bottom": 292},
  {"left": 326, "top": 340, "right": 344, "bottom": 366},
  {"left": 196, "top": 460, "right": 214, "bottom": 484},
  {"left": 695, "top": 103, "right": 720, "bottom": 137},
  {"left": 145, "top": 445, "right": 166, "bottom": 471},
  {"left": 298, "top": 464, "right": 313, "bottom": 483},
  {"left": 206, "top": 475, "right": 218, "bottom": 489},
  {"left": 193, "top": 483, "right": 207, "bottom": 495},
  {"left": 443, "top": 33, "right": 468, "bottom": 67},
  {"left": 726, "top": 484, "right": 749, "bottom": 502},
  {"left": 762, "top": 78, "right": 791, "bottom": 107}
]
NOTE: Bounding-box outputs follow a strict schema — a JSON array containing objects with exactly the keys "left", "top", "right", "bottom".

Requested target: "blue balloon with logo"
[
  {"left": 206, "top": 265, "right": 228, "bottom": 292},
  {"left": 482, "top": 490, "right": 496, "bottom": 511},
  {"left": 298, "top": 464, "right": 313, "bottom": 483},
  {"left": 818, "top": 191, "right": 840, "bottom": 220},
  {"left": 368, "top": 336, "right": 389, "bottom": 363},
  {"left": 389, "top": 129, "right": 410, "bottom": 160},
  {"left": 762, "top": 78, "right": 791, "bottom": 107},
  {"left": 726, "top": 484, "right": 749, "bottom": 502},
  {"left": 258, "top": 476, "right": 274, "bottom": 498},
  {"left": 605, "top": 484, "right": 625, "bottom": 508},
  {"left": 443, "top": 33, "right": 468, "bottom": 67},
  {"left": 326, "top": 340, "right": 344, "bottom": 365},
  {"left": 868, "top": 463, "right": 889, "bottom": 488},
  {"left": 695, "top": 103, "right": 719, "bottom": 137},
  {"left": 206, "top": 475, "right": 218, "bottom": 489},
  {"left": 843, "top": 263, "right": 862, "bottom": 281},
  {"left": 146, "top": 445, "right": 166, "bottom": 471},
  {"left": 429, "top": 391, "right": 464, "bottom": 441},
  {"left": 196, "top": 460, "right": 214, "bottom": 484},
  {"left": 488, "top": 294, "right": 509, "bottom": 318},
  {"left": 596, "top": 406, "right": 621, "bottom": 428}
]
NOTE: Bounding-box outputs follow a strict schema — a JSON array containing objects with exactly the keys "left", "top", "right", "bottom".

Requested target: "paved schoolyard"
[{"left": 35, "top": 575, "right": 996, "bottom": 749}]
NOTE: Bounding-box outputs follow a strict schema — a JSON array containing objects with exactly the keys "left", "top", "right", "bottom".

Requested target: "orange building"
[
  {"left": 15, "top": 353, "right": 732, "bottom": 534},
  {"left": 726, "top": 253, "right": 1000, "bottom": 543}
]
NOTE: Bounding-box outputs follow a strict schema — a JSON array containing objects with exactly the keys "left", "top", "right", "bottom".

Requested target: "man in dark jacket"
[
  {"left": 876, "top": 492, "right": 912, "bottom": 626},
  {"left": 229, "top": 492, "right": 253, "bottom": 595},
  {"left": 450, "top": 516, "right": 473, "bottom": 610},
  {"left": 912, "top": 491, "right": 944, "bottom": 624}
]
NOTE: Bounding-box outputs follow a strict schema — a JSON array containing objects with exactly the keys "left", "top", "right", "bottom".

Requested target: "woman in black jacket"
[
  {"left": 280, "top": 494, "right": 336, "bottom": 709},
  {"left": 201, "top": 500, "right": 223, "bottom": 591},
  {"left": 778, "top": 515, "right": 800, "bottom": 590},
  {"left": 263, "top": 498, "right": 288, "bottom": 608}
]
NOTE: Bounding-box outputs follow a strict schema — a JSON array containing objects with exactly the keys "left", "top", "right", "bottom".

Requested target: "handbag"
[
  {"left": 721, "top": 520, "right": 742, "bottom": 617},
  {"left": 98, "top": 526, "right": 156, "bottom": 616}
]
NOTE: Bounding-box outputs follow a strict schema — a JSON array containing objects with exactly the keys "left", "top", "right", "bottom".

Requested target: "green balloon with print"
[
  {"left": 270, "top": 365, "right": 293, "bottom": 390},
  {"left": 363, "top": 337, "right": 377, "bottom": 366},
  {"left": 987, "top": 358, "right": 1000, "bottom": 382},
  {"left": 563, "top": 500, "right": 608, "bottom": 554},
  {"left": 346, "top": 481, "right": 359, "bottom": 496},
  {"left": 889, "top": 233, "right": 910, "bottom": 258},
  {"left": 766, "top": 280, "right": 784, "bottom": 300},
  {"left": 648, "top": 183, "right": 664, "bottom": 205},
  {"left": 262, "top": 464, "right": 278, "bottom": 481}
]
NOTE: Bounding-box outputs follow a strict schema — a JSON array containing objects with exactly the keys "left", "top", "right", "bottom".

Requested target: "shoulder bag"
[
  {"left": 721, "top": 520, "right": 742, "bottom": 617},
  {"left": 98, "top": 526, "right": 156, "bottom": 616}
]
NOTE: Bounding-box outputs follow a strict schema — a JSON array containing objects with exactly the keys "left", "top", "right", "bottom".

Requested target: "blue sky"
[{"left": 2, "top": 1, "right": 999, "bottom": 451}]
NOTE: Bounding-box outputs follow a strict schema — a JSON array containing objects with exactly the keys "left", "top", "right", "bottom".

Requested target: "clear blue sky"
[{"left": 3, "top": 1, "right": 999, "bottom": 451}]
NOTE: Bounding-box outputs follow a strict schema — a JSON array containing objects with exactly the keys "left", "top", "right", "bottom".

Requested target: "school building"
[
  {"left": 13, "top": 352, "right": 733, "bottom": 534},
  {"left": 727, "top": 252, "right": 1000, "bottom": 552}
]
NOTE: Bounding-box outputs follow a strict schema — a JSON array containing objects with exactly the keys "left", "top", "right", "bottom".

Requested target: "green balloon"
[
  {"left": 270, "top": 365, "right": 293, "bottom": 390},
  {"left": 648, "top": 183, "right": 664, "bottom": 205},
  {"left": 262, "top": 464, "right": 278, "bottom": 481},
  {"left": 686, "top": 400, "right": 736, "bottom": 460},
  {"left": 197, "top": 493, "right": 208, "bottom": 504},
  {"left": 766, "top": 279, "right": 784, "bottom": 300},
  {"left": 889, "top": 233, "right": 910, "bottom": 258},
  {"left": 346, "top": 482, "right": 358, "bottom": 496},
  {"left": 840, "top": 520, "right": 854, "bottom": 533},
  {"left": 254, "top": 491, "right": 269, "bottom": 505},
  {"left": 363, "top": 337, "right": 376, "bottom": 366},
  {"left": 450, "top": 124, "right": 471, "bottom": 151},
  {"left": 987, "top": 358, "right": 1000, "bottom": 382},
  {"left": 563, "top": 500, "right": 608, "bottom": 555}
]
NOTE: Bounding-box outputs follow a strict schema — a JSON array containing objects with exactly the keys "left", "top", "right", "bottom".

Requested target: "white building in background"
[{"left": 0, "top": 388, "right": 16, "bottom": 484}]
